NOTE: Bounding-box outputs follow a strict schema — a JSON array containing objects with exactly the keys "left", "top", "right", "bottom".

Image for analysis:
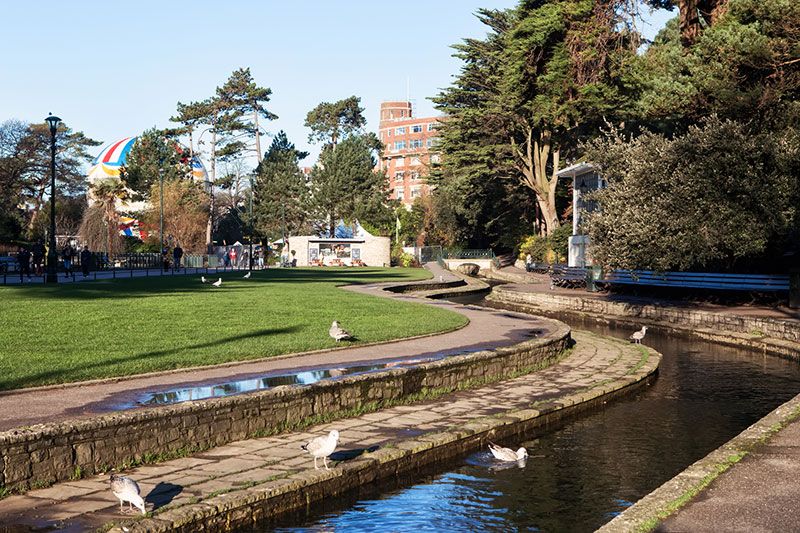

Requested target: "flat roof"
[{"left": 556, "top": 162, "right": 595, "bottom": 178}]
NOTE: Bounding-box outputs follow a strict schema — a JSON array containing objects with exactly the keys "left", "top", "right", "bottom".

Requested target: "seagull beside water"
[
  {"left": 302, "top": 429, "right": 340, "bottom": 470},
  {"left": 488, "top": 442, "right": 528, "bottom": 462},
  {"left": 212, "top": 278, "right": 223, "bottom": 287},
  {"left": 110, "top": 473, "right": 146, "bottom": 515},
  {"left": 329, "top": 320, "right": 353, "bottom": 342},
  {"left": 629, "top": 326, "right": 648, "bottom": 344}
]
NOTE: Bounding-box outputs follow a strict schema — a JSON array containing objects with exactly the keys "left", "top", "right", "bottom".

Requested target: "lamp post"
[
  {"left": 159, "top": 166, "right": 164, "bottom": 272},
  {"left": 45, "top": 114, "right": 61, "bottom": 283},
  {"left": 248, "top": 181, "right": 254, "bottom": 272}
]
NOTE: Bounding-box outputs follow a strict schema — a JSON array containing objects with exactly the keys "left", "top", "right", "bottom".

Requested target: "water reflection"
[
  {"left": 136, "top": 357, "right": 445, "bottom": 407},
  {"left": 260, "top": 309, "right": 800, "bottom": 533}
]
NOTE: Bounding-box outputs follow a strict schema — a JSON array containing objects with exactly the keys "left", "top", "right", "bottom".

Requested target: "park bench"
[
  {"left": 525, "top": 261, "right": 551, "bottom": 274},
  {"left": 550, "top": 265, "right": 588, "bottom": 288},
  {"left": 351, "top": 259, "right": 365, "bottom": 267},
  {"left": 600, "top": 270, "right": 790, "bottom": 293},
  {"left": 329, "top": 258, "right": 344, "bottom": 267}
]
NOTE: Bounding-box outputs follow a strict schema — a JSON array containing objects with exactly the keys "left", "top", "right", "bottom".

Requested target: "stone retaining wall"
[
  {"left": 0, "top": 320, "right": 571, "bottom": 493},
  {"left": 113, "top": 346, "right": 661, "bottom": 532},
  {"left": 488, "top": 286, "right": 800, "bottom": 346}
]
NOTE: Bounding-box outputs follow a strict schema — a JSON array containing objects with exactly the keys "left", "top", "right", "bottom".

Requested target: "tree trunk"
[
  {"left": 679, "top": 0, "right": 727, "bottom": 46},
  {"left": 512, "top": 125, "right": 561, "bottom": 236},
  {"left": 206, "top": 129, "right": 216, "bottom": 249},
  {"left": 254, "top": 111, "right": 262, "bottom": 163}
]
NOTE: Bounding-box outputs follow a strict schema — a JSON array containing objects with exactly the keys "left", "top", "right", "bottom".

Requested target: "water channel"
[{"left": 255, "top": 296, "right": 800, "bottom": 532}]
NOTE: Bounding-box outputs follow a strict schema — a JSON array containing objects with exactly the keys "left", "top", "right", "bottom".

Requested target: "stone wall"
[
  {"left": 0, "top": 320, "right": 570, "bottom": 492},
  {"left": 488, "top": 286, "right": 800, "bottom": 346}
]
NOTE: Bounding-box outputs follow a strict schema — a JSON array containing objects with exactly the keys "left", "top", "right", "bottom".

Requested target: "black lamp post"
[
  {"left": 248, "top": 181, "right": 254, "bottom": 272},
  {"left": 159, "top": 166, "right": 165, "bottom": 272},
  {"left": 45, "top": 114, "right": 61, "bottom": 283}
]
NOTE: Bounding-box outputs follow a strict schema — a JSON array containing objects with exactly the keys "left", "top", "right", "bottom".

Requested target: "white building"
[{"left": 556, "top": 162, "right": 604, "bottom": 267}]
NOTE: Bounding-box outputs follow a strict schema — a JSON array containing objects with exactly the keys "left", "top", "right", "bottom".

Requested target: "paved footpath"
[
  {"left": 0, "top": 330, "right": 650, "bottom": 531},
  {"left": 0, "top": 269, "right": 547, "bottom": 431}
]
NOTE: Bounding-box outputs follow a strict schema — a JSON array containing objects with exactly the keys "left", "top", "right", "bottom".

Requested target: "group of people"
[{"left": 15, "top": 242, "right": 93, "bottom": 280}]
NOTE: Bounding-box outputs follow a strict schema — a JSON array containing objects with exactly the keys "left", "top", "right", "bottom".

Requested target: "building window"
[
  {"left": 411, "top": 124, "right": 423, "bottom": 133},
  {"left": 396, "top": 188, "right": 405, "bottom": 201},
  {"left": 409, "top": 139, "right": 423, "bottom": 149},
  {"left": 430, "top": 154, "right": 441, "bottom": 164},
  {"left": 411, "top": 187, "right": 422, "bottom": 198},
  {"left": 395, "top": 126, "right": 406, "bottom": 135},
  {"left": 395, "top": 156, "right": 405, "bottom": 166},
  {"left": 394, "top": 171, "right": 405, "bottom": 182},
  {"left": 410, "top": 156, "right": 421, "bottom": 166},
  {"left": 387, "top": 129, "right": 392, "bottom": 137},
  {"left": 394, "top": 141, "right": 406, "bottom": 151},
  {"left": 427, "top": 122, "right": 437, "bottom": 131},
  {"left": 410, "top": 171, "right": 420, "bottom": 180}
]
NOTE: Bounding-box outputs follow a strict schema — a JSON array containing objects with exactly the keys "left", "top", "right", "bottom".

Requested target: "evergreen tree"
[
  {"left": 119, "top": 128, "right": 191, "bottom": 199},
  {"left": 216, "top": 67, "right": 278, "bottom": 162},
  {"left": 304, "top": 96, "right": 366, "bottom": 147},
  {"left": 253, "top": 131, "right": 310, "bottom": 242}
]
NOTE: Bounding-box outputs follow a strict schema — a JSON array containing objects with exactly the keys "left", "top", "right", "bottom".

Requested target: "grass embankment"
[{"left": 0, "top": 268, "right": 467, "bottom": 391}]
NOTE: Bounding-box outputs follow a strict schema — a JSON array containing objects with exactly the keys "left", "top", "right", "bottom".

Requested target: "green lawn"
[{"left": 0, "top": 268, "right": 467, "bottom": 391}]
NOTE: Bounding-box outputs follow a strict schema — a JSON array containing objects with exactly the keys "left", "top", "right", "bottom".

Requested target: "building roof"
[{"left": 556, "top": 162, "right": 595, "bottom": 178}]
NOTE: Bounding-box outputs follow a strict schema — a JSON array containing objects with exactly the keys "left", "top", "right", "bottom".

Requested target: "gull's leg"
[
  {"left": 314, "top": 456, "right": 318, "bottom": 470},
  {"left": 119, "top": 499, "right": 124, "bottom": 512},
  {"left": 324, "top": 456, "right": 329, "bottom": 470}
]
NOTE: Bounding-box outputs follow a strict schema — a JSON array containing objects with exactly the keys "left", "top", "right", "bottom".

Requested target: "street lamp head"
[{"left": 45, "top": 114, "right": 62, "bottom": 134}]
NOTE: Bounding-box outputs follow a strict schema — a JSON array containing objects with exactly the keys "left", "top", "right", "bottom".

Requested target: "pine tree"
[{"left": 216, "top": 68, "right": 278, "bottom": 162}]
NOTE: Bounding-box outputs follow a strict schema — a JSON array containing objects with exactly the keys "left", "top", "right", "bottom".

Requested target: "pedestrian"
[
  {"left": 172, "top": 244, "right": 183, "bottom": 271},
  {"left": 229, "top": 247, "right": 237, "bottom": 268},
  {"left": 257, "top": 248, "right": 264, "bottom": 269},
  {"left": 32, "top": 240, "right": 45, "bottom": 276},
  {"left": 162, "top": 247, "right": 170, "bottom": 271},
  {"left": 62, "top": 243, "right": 74, "bottom": 277},
  {"left": 525, "top": 253, "right": 533, "bottom": 272},
  {"left": 80, "top": 246, "right": 92, "bottom": 278},
  {"left": 17, "top": 246, "right": 32, "bottom": 280}
]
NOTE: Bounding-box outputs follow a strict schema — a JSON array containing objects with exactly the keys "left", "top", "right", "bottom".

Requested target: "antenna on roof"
[{"left": 406, "top": 76, "right": 410, "bottom": 104}]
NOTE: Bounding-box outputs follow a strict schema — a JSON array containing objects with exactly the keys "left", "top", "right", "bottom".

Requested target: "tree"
[
  {"left": 146, "top": 179, "right": 209, "bottom": 252},
  {"left": 86, "top": 179, "right": 130, "bottom": 257},
  {"left": 119, "top": 128, "right": 192, "bottom": 199},
  {"left": 584, "top": 118, "right": 799, "bottom": 272},
  {"left": 304, "top": 96, "right": 366, "bottom": 147},
  {"left": 253, "top": 131, "right": 310, "bottom": 242},
  {"left": 216, "top": 67, "right": 278, "bottom": 162}
]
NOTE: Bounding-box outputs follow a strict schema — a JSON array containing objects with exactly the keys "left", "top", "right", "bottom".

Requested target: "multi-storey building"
[{"left": 377, "top": 101, "right": 440, "bottom": 207}]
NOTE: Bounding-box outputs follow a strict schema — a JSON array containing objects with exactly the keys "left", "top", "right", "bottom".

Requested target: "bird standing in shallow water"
[
  {"left": 329, "top": 320, "right": 353, "bottom": 342},
  {"left": 488, "top": 442, "right": 528, "bottom": 462},
  {"left": 302, "top": 430, "right": 340, "bottom": 469},
  {"left": 110, "top": 473, "right": 146, "bottom": 515},
  {"left": 212, "top": 278, "right": 222, "bottom": 287},
  {"left": 630, "top": 326, "right": 648, "bottom": 344}
]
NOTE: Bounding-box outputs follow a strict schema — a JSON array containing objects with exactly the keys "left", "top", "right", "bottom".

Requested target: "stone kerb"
[
  {"left": 0, "top": 320, "right": 571, "bottom": 493},
  {"left": 488, "top": 286, "right": 800, "bottom": 347}
]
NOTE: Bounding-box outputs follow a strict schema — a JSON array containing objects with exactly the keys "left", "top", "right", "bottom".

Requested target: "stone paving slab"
[{"left": 0, "top": 330, "right": 658, "bottom": 531}]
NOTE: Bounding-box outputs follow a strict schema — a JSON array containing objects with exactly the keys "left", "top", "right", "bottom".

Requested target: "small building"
[
  {"left": 287, "top": 222, "right": 390, "bottom": 267},
  {"left": 556, "top": 162, "right": 605, "bottom": 267}
]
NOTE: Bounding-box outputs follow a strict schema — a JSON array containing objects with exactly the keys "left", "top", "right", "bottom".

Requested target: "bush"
[{"left": 518, "top": 223, "right": 572, "bottom": 263}]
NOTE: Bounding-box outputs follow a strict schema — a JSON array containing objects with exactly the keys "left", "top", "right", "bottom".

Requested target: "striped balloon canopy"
[{"left": 87, "top": 137, "right": 208, "bottom": 183}]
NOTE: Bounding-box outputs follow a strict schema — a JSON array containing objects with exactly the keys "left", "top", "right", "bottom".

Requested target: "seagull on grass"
[
  {"left": 488, "top": 442, "right": 528, "bottom": 462},
  {"left": 212, "top": 278, "right": 223, "bottom": 287},
  {"left": 243, "top": 271, "right": 251, "bottom": 279},
  {"left": 301, "top": 429, "right": 340, "bottom": 470},
  {"left": 329, "top": 321, "right": 353, "bottom": 342},
  {"left": 201, "top": 276, "right": 208, "bottom": 283},
  {"left": 110, "top": 473, "right": 146, "bottom": 515},
  {"left": 629, "top": 326, "right": 648, "bottom": 344}
]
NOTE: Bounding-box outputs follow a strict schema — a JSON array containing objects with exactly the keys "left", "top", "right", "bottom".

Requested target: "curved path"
[
  {"left": 0, "top": 271, "right": 550, "bottom": 431},
  {"left": 0, "top": 330, "right": 656, "bottom": 531}
]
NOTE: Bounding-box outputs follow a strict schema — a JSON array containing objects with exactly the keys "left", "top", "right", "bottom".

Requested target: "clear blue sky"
[{"left": 1, "top": 1, "right": 673, "bottom": 168}]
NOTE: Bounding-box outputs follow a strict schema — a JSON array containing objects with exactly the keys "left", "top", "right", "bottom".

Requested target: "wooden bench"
[
  {"left": 351, "top": 259, "right": 365, "bottom": 267},
  {"left": 550, "top": 265, "right": 588, "bottom": 288},
  {"left": 310, "top": 259, "right": 324, "bottom": 267},
  {"left": 601, "top": 270, "right": 790, "bottom": 292},
  {"left": 329, "top": 258, "right": 344, "bottom": 267},
  {"left": 525, "top": 262, "right": 552, "bottom": 274}
]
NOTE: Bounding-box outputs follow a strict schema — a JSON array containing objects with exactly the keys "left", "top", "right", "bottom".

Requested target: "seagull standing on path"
[
  {"left": 302, "top": 430, "right": 340, "bottom": 470},
  {"left": 488, "top": 442, "right": 528, "bottom": 462},
  {"left": 110, "top": 474, "right": 146, "bottom": 515},
  {"left": 630, "top": 326, "right": 648, "bottom": 344},
  {"left": 329, "top": 320, "right": 353, "bottom": 342},
  {"left": 212, "top": 278, "right": 223, "bottom": 287},
  {"left": 243, "top": 272, "right": 251, "bottom": 279}
]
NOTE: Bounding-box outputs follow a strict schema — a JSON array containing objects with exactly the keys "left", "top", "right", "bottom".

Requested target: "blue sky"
[{"left": 1, "top": 1, "right": 673, "bottom": 168}]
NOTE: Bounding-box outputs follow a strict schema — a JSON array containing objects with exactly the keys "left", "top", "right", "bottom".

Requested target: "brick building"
[{"left": 377, "top": 101, "right": 440, "bottom": 207}]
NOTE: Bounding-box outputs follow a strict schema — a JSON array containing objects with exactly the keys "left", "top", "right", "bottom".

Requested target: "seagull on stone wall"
[
  {"left": 212, "top": 278, "right": 223, "bottom": 287},
  {"left": 301, "top": 429, "right": 340, "bottom": 470},
  {"left": 329, "top": 320, "right": 353, "bottom": 342},
  {"left": 488, "top": 442, "right": 528, "bottom": 462},
  {"left": 110, "top": 473, "right": 146, "bottom": 515},
  {"left": 629, "top": 326, "right": 648, "bottom": 344}
]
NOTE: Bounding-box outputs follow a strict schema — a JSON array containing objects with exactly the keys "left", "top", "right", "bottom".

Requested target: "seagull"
[
  {"left": 110, "top": 473, "right": 146, "bottom": 515},
  {"left": 243, "top": 272, "right": 251, "bottom": 279},
  {"left": 488, "top": 442, "right": 528, "bottom": 462},
  {"left": 201, "top": 276, "right": 207, "bottom": 283},
  {"left": 212, "top": 278, "right": 222, "bottom": 287},
  {"left": 629, "top": 326, "right": 648, "bottom": 344},
  {"left": 329, "top": 320, "right": 353, "bottom": 342},
  {"left": 301, "top": 429, "right": 340, "bottom": 470}
]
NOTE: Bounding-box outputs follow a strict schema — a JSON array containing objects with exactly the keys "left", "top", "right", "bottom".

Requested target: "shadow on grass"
[
  {"left": 0, "top": 326, "right": 301, "bottom": 391},
  {"left": 0, "top": 268, "right": 431, "bottom": 301}
]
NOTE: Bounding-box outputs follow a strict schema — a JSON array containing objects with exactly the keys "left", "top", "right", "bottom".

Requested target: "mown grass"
[{"left": 0, "top": 267, "right": 467, "bottom": 391}]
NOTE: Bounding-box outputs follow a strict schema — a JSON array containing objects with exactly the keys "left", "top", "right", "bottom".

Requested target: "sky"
[{"left": 1, "top": 1, "right": 674, "bottom": 170}]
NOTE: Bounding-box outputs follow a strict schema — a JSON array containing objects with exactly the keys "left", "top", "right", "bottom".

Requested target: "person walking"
[
  {"left": 31, "top": 240, "right": 45, "bottom": 276},
  {"left": 172, "top": 244, "right": 183, "bottom": 271},
  {"left": 17, "top": 246, "right": 32, "bottom": 281},
  {"left": 80, "top": 246, "right": 92, "bottom": 278},
  {"left": 62, "top": 243, "right": 75, "bottom": 278}
]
